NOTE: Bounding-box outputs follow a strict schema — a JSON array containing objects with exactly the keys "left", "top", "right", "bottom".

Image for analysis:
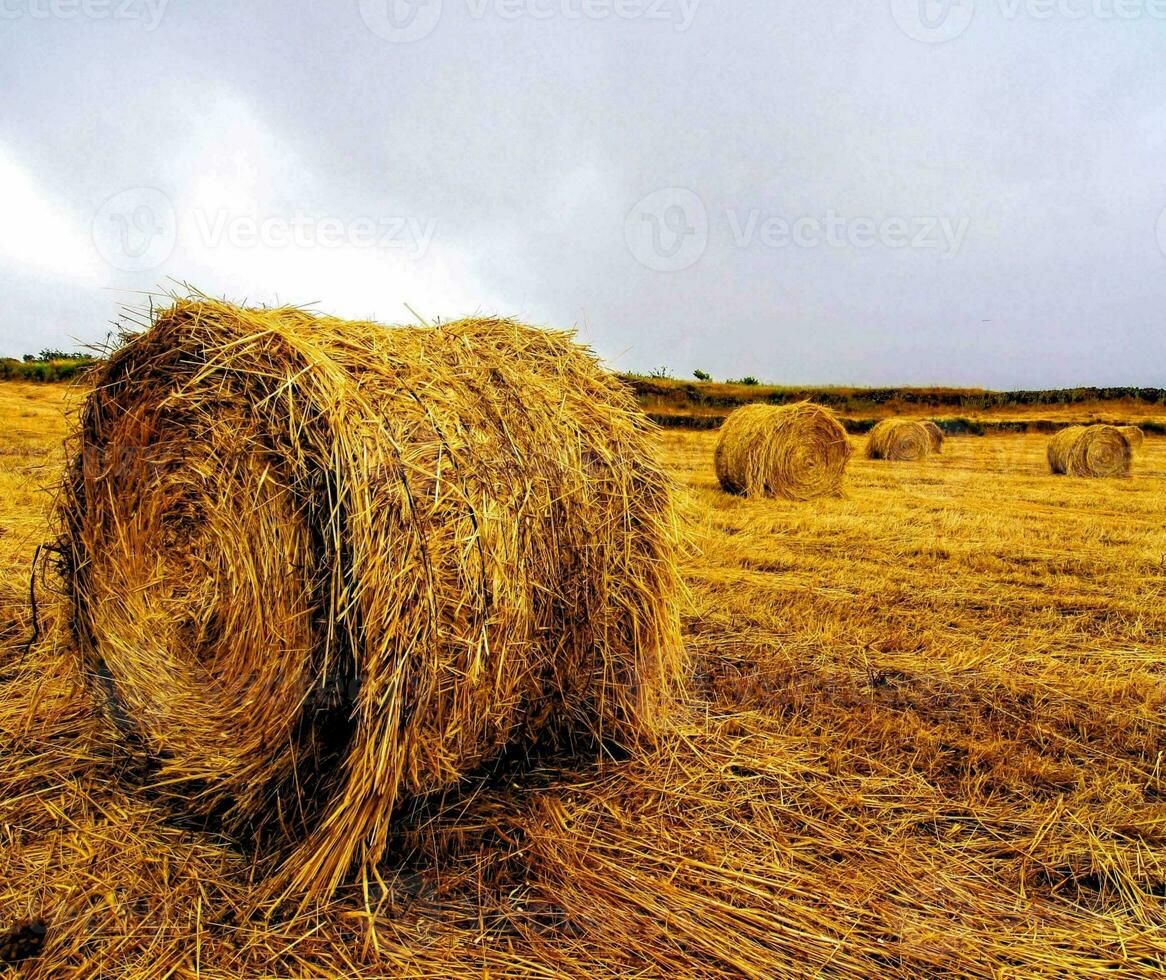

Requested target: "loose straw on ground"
[
  {"left": 714, "top": 402, "right": 851, "bottom": 500},
  {"left": 1047, "top": 424, "right": 1132, "bottom": 477},
  {"left": 58, "top": 296, "right": 684, "bottom": 907}
]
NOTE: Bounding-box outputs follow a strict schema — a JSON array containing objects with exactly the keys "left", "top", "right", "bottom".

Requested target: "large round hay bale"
[
  {"left": 58, "top": 298, "right": 683, "bottom": 904},
  {"left": 1118, "top": 425, "right": 1145, "bottom": 450},
  {"left": 921, "top": 420, "right": 945, "bottom": 453},
  {"left": 866, "top": 419, "right": 935, "bottom": 461},
  {"left": 713, "top": 402, "right": 851, "bottom": 500},
  {"left": 1047, "top": 424, "right": 1131, "bottom": 477}
]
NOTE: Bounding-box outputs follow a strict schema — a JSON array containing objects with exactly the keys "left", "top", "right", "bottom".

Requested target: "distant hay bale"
[
  {"left": 922, "top": 420, "right": 945, "bottom": 453},
  {"left": 1047, "top": 424, "right": 1132, "bottom": 477},
  {"left": 58, "top": 297, "right": 683, "bottom": 906},
  {"left": 866, "top": 419, "right": 935, "bottom": 461},
  {"left": 1118, "top": 425, "right": 1145, "bottom": 450},
  {"left": 714, "top": 402, "right": 851, "bottom": 500}
]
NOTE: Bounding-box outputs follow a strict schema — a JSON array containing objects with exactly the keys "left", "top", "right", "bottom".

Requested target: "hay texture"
[
  {"left": 1047, "top": 425, "right": 1132, "bottom": 477},
  {"left": 866, "top": 419, "right": 936, "bottom": 461},
  {"left": 1118, "top": 425, "right": 1145, "bottom": 450},
  {"left": 58, "top": 297, "right": 683, "bottom": 905},
  {"left": 713, "top": 402, "right": 851, "bottom": 500},
  {"left": 922, "top": 420, "right": 945, "bottom": 453}
]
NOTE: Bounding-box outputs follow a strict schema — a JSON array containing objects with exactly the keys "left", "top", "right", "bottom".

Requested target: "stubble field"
[{"left": 1, "top": 381, "right": 1164, "bottom": 977}]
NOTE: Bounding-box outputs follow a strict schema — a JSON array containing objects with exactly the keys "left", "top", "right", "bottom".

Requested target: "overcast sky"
[{"left": 2, "top": 1, "right": 1164, "bottom": 387}]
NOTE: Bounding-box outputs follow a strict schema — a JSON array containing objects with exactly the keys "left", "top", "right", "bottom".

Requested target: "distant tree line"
[
  {"left": 1, "top": 350, "right": 98, "bottom": 382},
  {"left": 623, "top": 375, "right": 1166, "bottom": 414}
]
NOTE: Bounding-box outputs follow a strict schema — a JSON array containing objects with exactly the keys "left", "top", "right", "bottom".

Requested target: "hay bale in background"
[
  {"left": 1118, "top": 425, "right": 1145, "bottom": 450},
  {"left": 714, "top": 402, "right": 851, "bottom": 500},
  {"left": 866, "top": 419, "right": 935, "bottom": 461},
  {"left": 922, "top": 420, "right": 945, "bottom": 453},
  {"left": 1047, "top": 425, "right": 1132, "bottom": 477},
  {"left": 59, "top": 297, "right": 684, "bottom": 906}
]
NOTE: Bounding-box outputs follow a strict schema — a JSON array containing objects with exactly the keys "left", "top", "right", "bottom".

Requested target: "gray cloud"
[{"left": 1, "top": 1, "right": 1164, "bottom": 386}]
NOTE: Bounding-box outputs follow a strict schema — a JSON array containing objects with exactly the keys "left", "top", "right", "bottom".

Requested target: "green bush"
[{"left": 0, "top": 356, "right": 98, "bottom": 382}]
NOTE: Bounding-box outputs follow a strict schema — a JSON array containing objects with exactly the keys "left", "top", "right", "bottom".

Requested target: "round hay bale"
[
  {"left": 713, "top": 402, "right": 851, "bottom": 500},
  {"left": 58, "top": 298, "right": 683, "bottom": 904},
  {"left": 1118, "top": 425, "right": 1145, "bottom": 450},
  {"left": 921, "top": 420, "right": 945, "bottom": 453},
  {"left": 866, "top": 419, "right": 935, "bottom": 461},
  {"left": 1047, "top": 424, "right": 1131, "bottom": 477}
]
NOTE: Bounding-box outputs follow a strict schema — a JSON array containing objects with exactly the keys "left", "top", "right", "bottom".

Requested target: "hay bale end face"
[
  {"left": 922, "top": 420, "right": 945, "bottom": 453},
  {"left": 714, "top": 402, "right": 851, "bottom": 500},
  {"left": 1047, "top": 424, "right": 1132, "bottom": 477},
  {"left": 58, "top": 298, "right": 684, "bottom": 905},
  {"left": 866, "top": 419, "right": 936, "bottom": 461}
]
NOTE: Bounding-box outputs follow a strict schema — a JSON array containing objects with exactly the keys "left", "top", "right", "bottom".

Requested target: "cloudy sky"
[{"left": 2, "top": 1, "right": 1164, "bottom": 387}]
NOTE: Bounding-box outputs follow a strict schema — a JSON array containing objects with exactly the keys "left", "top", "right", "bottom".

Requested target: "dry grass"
[
  {"left": 714, "top": 402, "right": 851, "bottom": 500},
  {"left": 1048, "top": 425, "right": 1132, "bottom": 478},
  {"left": 1, "top": 383, "right": 1165, "bottom": 977},
  {"left": 0, "top": 383, "right": 67, "bottom": 650}
]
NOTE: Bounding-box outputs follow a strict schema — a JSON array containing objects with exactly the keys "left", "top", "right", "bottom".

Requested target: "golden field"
[{"left": 1, "top": 380, "right": 1165, "bottom": 977}]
